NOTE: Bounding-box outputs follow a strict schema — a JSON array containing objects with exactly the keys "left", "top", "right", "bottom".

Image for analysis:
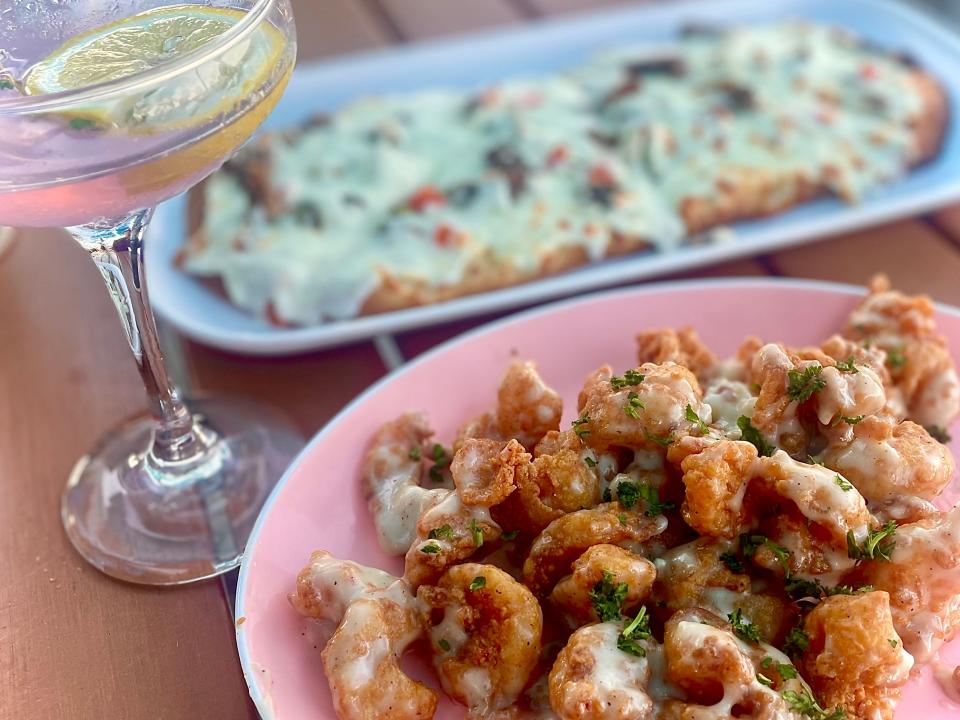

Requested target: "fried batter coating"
[
  {"left": 419, "top": 564, "right": 542, "bottom": 716},
  {"left": 452, "top": 438, "right": 529, "bottom": 507},
  {"left": 457, "top": 361, "right": 563, "bottom": 451},
  {"left": 549, "top": 544, "right": 656, "bottom": 625},
  {"left": 679, "top": 440, "right": 759, "bottom": 538},
  {"left": 636, "top": 326, "right": 717, "bottom": 381},
  {"left": 523, "top": 504, "right": 667, "bottom": 596},
  {"left": 844, "top": 274, "right": 960, "bottom": 429},
  {"left": 800, "top": 592, "right": 913, "bottom": 720},
  {"left": 548, "top": 621, "right": 657, "bottom": 720},
  {"left": 861, "top": 505, "right": 960, "bottom": 661},
  {"left": 364, "top": 413, "right": 448, "bottom": 555},
  {"left": 576, "top": 362, "right": 706, "bottom": 451},
  {"left": 821, "top": 415, "right": 954, "bottom": 504},
  {"left": 289, "top": 551, "right": 438, "bottom": 720}
]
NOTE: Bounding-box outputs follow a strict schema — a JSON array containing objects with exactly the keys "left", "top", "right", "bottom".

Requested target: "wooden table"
[{"left": 3, "top": 1, "right": 960, "bottom": 718}]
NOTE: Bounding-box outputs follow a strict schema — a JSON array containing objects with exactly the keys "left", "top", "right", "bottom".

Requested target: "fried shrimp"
[
  {"left": 661, "top": 608, "right": 810, "bottom": 719},
  {"left": 576, "top": 362, "right": 706, "bottom": 451},
  {"left": 844, "top": 274, "right": 960, "bottom": 429},
  {"left": 405, "top": 490, "right": 502, "bottom": 589},
  {"left": 821, "top": 414, "right": 954, "bottom": 504},
  {"left": 549, "top": 544, "right": 656, "bottom": 625},
  {"left": 800, "top": 592, "right": 913, "bottom": 720},
  {"left": 636, "top": 326, "right": 717, "bottom": 381},
  {"left": 289, "top": 551, "right": 438, "bottom": 720},
  {"left": 747, "top": 343, "right": 812, "bottom": 457},
  {"left": 548, "top": 621, "right": 657, "bottom": 720},
  {"left": 457, "top": 361, "right": 563, "bottom": 451},
  {"left": 364, "top": 413, "right": 449, "bottom": 555},
  {"left": 679, "top": 440, "right": 758, "bottom": 538},
  {"left": 452, "top": 438, "right": 529, "bottom": 507},
  {"left": 653, "top": 538, "right": 790, "bottom": 643},
  {"left": 522, "top": 504, "right": 667, "bottom": 596},
  {"left": 419, "top": 564, "right": 542, "bottom": 717},
  {"left": 861, "top": 505, "right": 960, "bottom": 661}
]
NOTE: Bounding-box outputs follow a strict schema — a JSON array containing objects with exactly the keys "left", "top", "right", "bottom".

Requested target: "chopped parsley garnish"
[
  {"left": 787, "top": 364, "right": 827, "bottom": 402},
  {"left": 469, "top": 576, "right": 486, "bottom": 591},
  {"left": 720, "top": 551, "right": 744, "bottom": 573},
  {"left": 408, "top": 446, "right": 422, "bottom": 461},
  {"left": 589, "top": 571, "right": 628, "bottom": 622},
  {"left": 737, "top": 415, "right": 775, "bottom": 456},
  {"left": 685, "top": 404, "right": 709, "bottom": 434},
  {"left": 428, "top": 443, "right": 450, "bottom": 483},
  {"left": 643, "top": 430, "right": 675, "bottom": 448},
  {"left": 886, "top": 347, "right": 907, "bottom": 370},
  {"left": 610, "top": 369, "right": 645, "bottom": 390},
  {"left": 784, "top": 577, "right": 873, "bottom": 603},
  {"left": 784, "top": 625, "right": 810, "bottom": 656},
  {"left": 615, "top": 481, "right": 641, "bottom": 509},
  {"left": 638, "top": 483, "right": 675, "bottom": 516},
  {"left": 0, "top": 78, "right": 13, "bottom": 90},
  {"left": 469, "top": 518, "right": 484, "bottom": 549},
  {"left": 623, "top": 391, "right": 645, "bottom": 419},
  {"left": 740, "top": 534, "right": 791, "bottom": 573},
  {"left": 420, "top": 542, "right": 441, "bottom": 554},
  {"left": 728, "top": 608, "right": 762, "bottom": 643},
  {"left": 782, "top": 688, "right": 846, "bottom": 719},
  {"left": 835, "top": 415, "right": 864, "bottom": 426},
  {"left": 427, "top": 524, "right": 454, "bottom": 540},
  {"left": 438, "top": 638, "right": 451, "bottom": 652},
  {"left": 617, "top": 606, "right": 651, "bottom": 656},
  {"left": 847, "top": 521, "right": 896, "bottom": 562},
  {"left": 618, "top": 513, "right": 628, "bottom": 526},
  {"left": 835, "top": 357, "right": 859, "bottom": 373},
  {"left": 757, "top": 657, "right": 799, "bottom": 687},
  {"left": 501, "top": 529, "right": 519, "bottom": 541},
  {"left": 888, "top": 638, "right": 899, "bottom": 649},
  {"left": 572, "top": 413, "right": 591, "bottom": 438},
  {"left": 602, "top": 487, "right": 613, "bottom": 502},
  {"left": 756, "top": 671, "right": 774, "bottom": 687},
  {"left": 584, "top": 456, "right": 597, "bottom": 468},
  {"left": 926, "top": 424, "right": 953, "bottom": 444},
  {"left": 835, "top": 475, "right": 853, "bottom": 492}
]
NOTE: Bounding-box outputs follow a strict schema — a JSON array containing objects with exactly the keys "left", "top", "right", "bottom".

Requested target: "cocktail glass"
[{"left": 0, "top": 0, "right": 302, "bottom": 584}]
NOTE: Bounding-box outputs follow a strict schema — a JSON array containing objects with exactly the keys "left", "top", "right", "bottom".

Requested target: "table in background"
[{"left": 3, "top": 1, "right": 960, "bottom": 718}]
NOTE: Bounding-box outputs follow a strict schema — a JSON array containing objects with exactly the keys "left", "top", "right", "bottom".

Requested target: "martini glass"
[{"left": 0, "top": 0, "right": 302, "bottom": 584}]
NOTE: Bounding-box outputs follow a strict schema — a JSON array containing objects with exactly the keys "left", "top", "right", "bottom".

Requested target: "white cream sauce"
[
  {"left": 816, "top": 364, "right": 886, "bottom": 426},
  {"left": 703, "top": 378, "right": 756, "bottom": 438}
]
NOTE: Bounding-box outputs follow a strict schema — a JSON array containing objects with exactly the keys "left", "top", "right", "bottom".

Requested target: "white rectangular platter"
[{"left": 148, "top": 0, "right": 960, "bottom": 355}]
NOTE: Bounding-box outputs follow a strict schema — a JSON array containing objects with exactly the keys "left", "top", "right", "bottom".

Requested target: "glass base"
[{"left": 61, "top": 397, "right": 303, "bottom": 585}]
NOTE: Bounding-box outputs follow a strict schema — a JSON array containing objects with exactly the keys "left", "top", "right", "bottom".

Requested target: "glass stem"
[{"left": 68, "top": 209, "right": 208, "bottom": 466}]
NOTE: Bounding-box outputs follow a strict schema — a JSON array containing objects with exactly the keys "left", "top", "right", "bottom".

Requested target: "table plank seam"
[
  {"left": 360, "top": 0, "right": 408, "bottom": 42},
  {"left": 505, "top": 0, "right": 542, "bottom": 19}
]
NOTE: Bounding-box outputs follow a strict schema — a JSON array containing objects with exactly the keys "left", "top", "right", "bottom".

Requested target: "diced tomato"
[
  {"left": 408, "top": 185, "right": 446, "bottom": 212},
  {"left": 546, "top": 145, "right": 569, "bottom": 167},
  {"left": 433, "top": 223, "right": 460, "bottom": 248},
  {"left": 588, "top": 164, "right": 616, "bottom": 187},
  {"left": 859, "top": 63, "right": 879, "bottom": 81}
]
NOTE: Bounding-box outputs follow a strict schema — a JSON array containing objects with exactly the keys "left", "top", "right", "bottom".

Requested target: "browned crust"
[{"left": 181, "top": 70, "right": 949, "bottom": 326}]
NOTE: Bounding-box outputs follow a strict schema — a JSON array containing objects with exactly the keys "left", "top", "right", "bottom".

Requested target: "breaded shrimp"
[
  {"left": 404, "top": 490, "right": 502, "bottom": 589},
  {"left": 456, "top": 361, "right": 563, "bottom": 451},
  {"left": 549, "top": 544, "right": 656, "bottom": 625},
  {"left": 575, "top": 362, "right": 706, "bottom": 451},
  {"left": 364, "top": 413, "right": 448, "bottom": 555},
  {"left": 662, "top": 608, "right": 812, "bottom": 719},
  {"left": 419, "top": 564, "right": 542, "bottom": 717},
  {"left": 289, "top": 551, "right": 437, "bottom": 720},
  {"left": 747, "top": 343, "right": 812, "bottom": 458},
  {"left": 522, "top": 504, "right": 667, "bottom": 596},
  {"left": 653, "top": 538, "right": 790, "bottom": 644},
  {"left": 548, "top": 621, "right": 658, "bottom": 720},
  {"left": 451, "top": 438, "right": 529, "bottom": 507},
  {"left": 679, "top": 439, "right": 759, "bottom": 538},
  {"left": 844, "top": 274, "right": 960, "bottom": 429},
  {"left": 636, "top": 326, "right": 717, "bottom": 381},
  {"left": 861, "top": 505, "right": 960, "bottom": 661},
  {"left": 800, "top": 592, "right": 913, "bottom": 720},
  {"left": 821, "top": 414, "right": 954, "bottom": 503}
]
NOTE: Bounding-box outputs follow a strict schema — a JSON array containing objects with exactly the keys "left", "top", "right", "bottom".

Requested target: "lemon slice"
[{"left": 24, "top": 4, "right": 285, "bottom": 133}]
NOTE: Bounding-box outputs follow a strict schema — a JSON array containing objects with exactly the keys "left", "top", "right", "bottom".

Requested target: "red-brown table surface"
[{"left": 4, "top": 1, "right": 960, "bottom": 718}]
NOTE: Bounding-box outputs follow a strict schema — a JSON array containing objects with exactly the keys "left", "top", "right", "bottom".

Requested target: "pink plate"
[{"left": 236, "top": 278, "right": 960, "bottom": 719}]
